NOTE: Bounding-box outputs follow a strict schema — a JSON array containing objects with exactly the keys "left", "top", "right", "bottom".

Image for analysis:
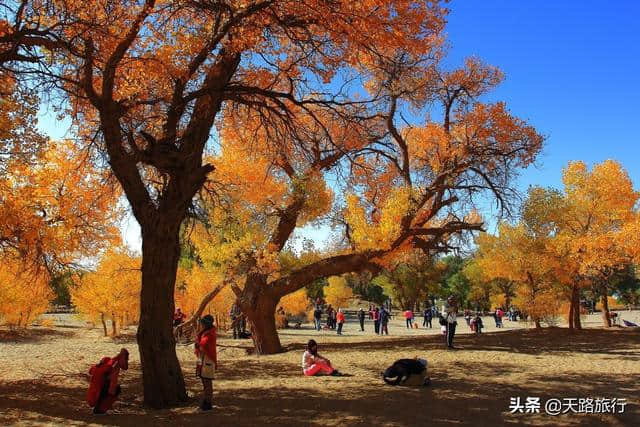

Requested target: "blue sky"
[
  {"left": 445, "top": 0, "right": 640, "bottom": 190},
  {"left": 38, "top": 1, "right": 640, "bottom": 252}
]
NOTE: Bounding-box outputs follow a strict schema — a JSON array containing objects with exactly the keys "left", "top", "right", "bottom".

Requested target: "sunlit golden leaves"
[
  {"left": 279, "top": 288, "right": 310, "bottom": 316},
  {"left": 0, "top": 260, "right": 52, "bottom": 327},
  {"left": 175, "top": 265, "right": 234, "bottom": 320},
  {"left": 71, "top": 248, "right": 140, "bottom": 333},
  {"left": 344, "top": 187, "right": 411, "bottom": 251},
  {"left": 0, "top": 140, "right": 121, "bottom": 270},
  {"left": 324, "top": 276, "right": 353, "bottom": 309}
]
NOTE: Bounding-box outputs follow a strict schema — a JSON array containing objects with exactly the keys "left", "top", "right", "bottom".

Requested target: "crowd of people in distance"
[{"left": 309, "top": 298, "right": 524, "bottom": 347}]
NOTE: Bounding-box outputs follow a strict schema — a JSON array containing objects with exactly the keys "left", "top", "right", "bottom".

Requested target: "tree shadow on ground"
[
  {"left": 2, "top": 359, "right": 636, "bottom": 427},
  {"left": 0, "top": 327, "right": 75, "bottom": 343},
  {"left": 2, "top": 329, "right": 638, "bottom": 426}
]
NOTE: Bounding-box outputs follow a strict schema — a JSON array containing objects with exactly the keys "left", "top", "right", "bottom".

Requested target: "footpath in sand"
[{"left": 1, "top": 314, "right": 639, "bottom": 426}]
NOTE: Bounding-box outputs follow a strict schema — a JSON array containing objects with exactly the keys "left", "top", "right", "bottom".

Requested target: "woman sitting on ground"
[{"left": 302, "top": 339, "right": 342, "bottom": 376}]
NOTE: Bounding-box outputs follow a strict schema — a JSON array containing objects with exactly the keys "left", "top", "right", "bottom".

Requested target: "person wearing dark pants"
[
  {"left": 336, "top": 309, "right": 345, "bottom": 335},
  {"left": 230, "top": 302, "right": 241, "bottom": 339},
  {"left": 444, "top": 296, "right": 458, "bottom": 349},
  {"left": 423, "top": 308, "right": 432, "bottom": 328},
  {"left": 358, "top": 308, "right": 365, "bottom": 331},
  {"left": 380, "top": 307, "right": 390, "bottom": 335},
  {"left": 446, "top": 320, "right": 457, "bottom": 348},
  {"left": 373, "top": 307, "right": 380, "bottom": 334},
  {"left": 404, "top": 309, "right": 413, "bottom": 328},
  {"left": 313, "top": 305, "right": 323, "bottom": 331},
  {"left": 195, "top": 315, "right": 217, "bottom": 411}
]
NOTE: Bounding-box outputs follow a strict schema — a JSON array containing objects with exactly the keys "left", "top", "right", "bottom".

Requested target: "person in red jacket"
[
  {"left": 404, "top": 309, "right": 414, "bottom": 328},
  {"left": 195, "top": 314, "right": 217, "bottom": 411},
  {"left": 87, "top": 348, "right": 129, "bottom": 414},
  {"left": 336, "top": 309, "right": 345, "bottom": 335}
]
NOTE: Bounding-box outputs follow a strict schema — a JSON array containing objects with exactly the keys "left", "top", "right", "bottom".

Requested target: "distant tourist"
[
  {"left": 423, "top": 307, "right": 433, "bottom": 328},
  {"left": 495, "top": 308, "right": 504, "bottom": 328},
  {"left": 464, "top": 309, "right": 471, "bottom": 327},
  {"left": 358, "top": 308, "right": 366, "bottom": 331},
  {"left": 473, "top": 313, "right": 483, "bottom": 334},
  {"left": 444, "top": 296, "right": 458, "bottom": 349},
  {"left": 230, "top": 302, "right": 242, "bottom": 339},
  {"left": 404, "top": 309, "right": 414, "bottom": 328},
  {"left": 336, "top": 308, "right": 345, "bottom": 335},
  {"left": 326, "top": 305, "right": 335, "bottom": 329},
  {"left": 380, "top": 306, "right": 391, "bottom": 335},
  {"left": 313, "top": 305, "right": 323, "bottom": 331},
  {"left": 373, "top": 307, "right": 380, "bottom": 334}
]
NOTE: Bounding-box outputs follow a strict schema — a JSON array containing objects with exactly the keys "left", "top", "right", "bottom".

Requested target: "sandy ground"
[{"left": 1, "top": 314, "right": 639, "bottom": 426}]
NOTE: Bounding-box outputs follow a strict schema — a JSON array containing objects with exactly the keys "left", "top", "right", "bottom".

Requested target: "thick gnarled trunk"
[
  {"left": 137, "top": 221, "right": 187, "bottom": 408},
  {"left": 245, "top": 297, "right": 281, "bottom": 355},
  {"left": 238, "top": 276, "right": 282, "bottom": 355}
]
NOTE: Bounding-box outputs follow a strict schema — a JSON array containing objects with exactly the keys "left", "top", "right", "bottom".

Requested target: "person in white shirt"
[{"left": 443, "top": 296, "right": 458, "bottom": 349}]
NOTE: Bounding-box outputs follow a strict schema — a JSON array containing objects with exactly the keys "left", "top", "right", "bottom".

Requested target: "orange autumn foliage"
[
  {"left": 324, "top": 276, "right": 354, "bottom": 309},
  {"left": 0, "top": 140, "right": 121, "bottom": 268},
  {"left": 72, "top": 249, "right": 140, "bottom": 335},
  {"left": 560, "top": 160, "right": 640, "bottom": 282},
  {"left": 174, "top": 265, "right": 235, "bottom": 327},
  {"left": 0, "top": 260, "right": 52, "bottom": 327},
  {"left": 1, "top": 115, "right": 120, "bottom": 328},
  {"left": 279, "top": 289, "right": 310, "bottom": 317}
]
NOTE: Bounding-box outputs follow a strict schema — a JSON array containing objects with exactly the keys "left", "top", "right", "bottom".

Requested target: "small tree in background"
[
  {"left": 325, "top": 276, "right": 354, "bottom": 309},
  {"left": 72, "top": 249, "right": 140, "bottom": 336},
  {"left": 0, "top": 261, "right": 51, "bottom": 328}
]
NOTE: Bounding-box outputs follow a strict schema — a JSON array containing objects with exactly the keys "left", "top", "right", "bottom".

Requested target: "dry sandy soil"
[{"left": 1, "top": 313, "right": 639, "bottom": 426}]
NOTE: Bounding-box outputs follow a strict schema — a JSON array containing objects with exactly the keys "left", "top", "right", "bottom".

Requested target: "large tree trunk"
[
  {"left": 601, "top": 291, "right": 611, "bottom": 327},
  {"left": 568, "top": 295, "right": 575, "bottom": 330},
  {"left": 239, "top": 278, "right": 282, "bottom": 354},
  {"left": 111, "top": 314, "right": 117, "bottom": 336},
  {"left": 100, "top": 313, "right": 108, "bottom": 337},
  {"left": 572, "top": 285, "right": 582, "bottom": 330},
  {"left": 137, "top": 221, "right": 187, "bottom": 408}
]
